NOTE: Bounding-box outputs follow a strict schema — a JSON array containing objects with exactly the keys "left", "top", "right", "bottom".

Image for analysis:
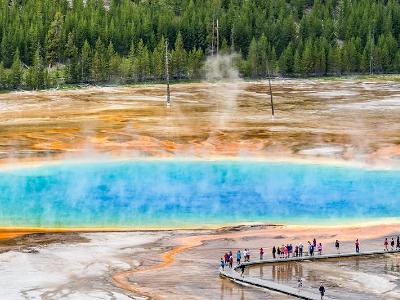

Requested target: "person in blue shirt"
[
  {"left": 236, "top": 250, "right": 241, "bottom": 265},
  {"left": 220, "top": 258, "right": 225, "bottom": 270}
]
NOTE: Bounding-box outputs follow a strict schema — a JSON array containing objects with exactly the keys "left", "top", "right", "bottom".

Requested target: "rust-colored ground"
[{"left": 1, "top": 80, "right": 399, "bottom": 167}]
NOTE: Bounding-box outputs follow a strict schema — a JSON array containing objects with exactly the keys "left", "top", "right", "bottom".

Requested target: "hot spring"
[{"left": 0, "top": 160, "right": 399, "bottom": 229}]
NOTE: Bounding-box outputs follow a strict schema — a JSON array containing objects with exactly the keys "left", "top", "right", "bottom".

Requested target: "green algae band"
[{"left": 0, "top": 160, "right": 399, "bottom": 228}]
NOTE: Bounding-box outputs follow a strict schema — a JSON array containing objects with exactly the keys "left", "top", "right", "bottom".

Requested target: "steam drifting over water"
[{"left": 0, "top": 160, "right": 399, "bottom": 228}]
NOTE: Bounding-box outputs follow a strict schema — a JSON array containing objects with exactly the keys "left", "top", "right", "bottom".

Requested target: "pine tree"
[
  {"left": 45, "top": 12, "right": 64, "bottom": 67},
  {"left": 258, "top": 34, "right": 269, "bottom": 77},
  {"left": 106, "top": 42, "right": 121, "bottom": 82},
  {"left": 81, "top": 40, "right": 92, "bottom": 83},
  {"left": 27, "top": 47, "right": 46, "bottom": 90},
  {"left": 360, "top": 48, "right": 370, "bottom": 73},
  {"left": 133, "top": 39, "right": 150, "bottom": 82},
  {"left": 10, "top": 49, "right": 23, "bottom": 89},
  {"left": 0, "top": 62, "right": 6, "bottom": 90},
  {"left": 171, "top": 32, "right": 187, "bottom": 79},
  {"left": 64, "top": 33, "right": 80, "bottom": 83},
  {"left": 294, "top": 49, "right": 302, "bottom": 75},
  {"left": 105, "top": 42, "right": 116, "bottom": 82},
  {"left": 120, "top": 58, "right": 131, "bottom": 81},
  {"left": 278, "top": 43, "right": 294, "bottom": 75},
  {"left": 302, "top": 38, "right": 314, "bottom": 76},
  {"left": 394, "top": 50, "right": 400, "bottom": 72},
  {"left": 152, "top": 36, "right": 166, "bottom": 81},
  {"left": 187, "top": 47, "right": 203, "bottom": 79},
  {"left": 91, "top": 38, "right": 105, "bottom": 82},
  {"left": 327, "top": 45, "right": 341, "bottom": 75},
  {"left": 247, "top": 38, "right": 258, "bottom": 78},
  {"left": 270, "top": 47, "right": 278, "bottom": 75},
  {"left": 1, "top": 32, "right": 15, "bottom": 68},
  {"left": 128, "top": 41, "right": 136, "bottom": 81}
]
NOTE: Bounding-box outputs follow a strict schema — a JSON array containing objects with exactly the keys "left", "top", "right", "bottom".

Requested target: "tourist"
[
  {"left": 319, "top": 283, "right": 325, "bottom": 299},
  {"left": 397, "top": 236, "right": 400, "bottom": 249},
  {"left": 229, "top": 254, "right": 233, "bottom": 268},
  {"left": 243, "top": 249, "right": 248, "bottom": 262},
  {"left": 224, "top": 252, "right": 229, "bottom": 264},
  {"left": 284, "top": 245, "right": 288, "bottom": 259},
  {"left": 384, "top": 238, "right": 389, "bottom": 251},
  {"left": 220, "top": 258, "right": 225, "bottom": 271},
  {"left": 317, "top": 243, "right": 323, "bottom": 255},
  {"left": 299, "top": 243, "right": 303, "bottom": 257},
  {"left": 236, "top": 250, "right": 241, "bottom": 264},
  {"left": 247, "top": 249, "right": 251, "bottom": 261},
  {"left": 335, "top": 240, "right": 340, "bottom": 253},
  {"left": 295, "top": 245, "right": 299, "bottom": 257},
  {"left": 308, "top": 241, "right": 314, "bottom": 256},
  {"left": 280, "top": 245, "right": 285, "bottom": 258},
  {"left": 355, "top": 239, "right": 360, "bottom": 253},
  {"left": 240, "top": 264, "right": 245, "bottom": 277},
  {"left": 313, "top": 238, "right": 317, "bottom": 248},
  {"left": 272, "top": 246, "right": 276, "bottom": 259},
  {"left": 391, "top": 237, "right": 395, "bottom": 250},
  {"left": 276, "top": 246, "right": 280, "bottom": 258},
  {"left": 259, "top": 247, "right": 264, "bottom": 260},
  {"left": 289, "top": 244, "right": 293, "bottom": 258}
]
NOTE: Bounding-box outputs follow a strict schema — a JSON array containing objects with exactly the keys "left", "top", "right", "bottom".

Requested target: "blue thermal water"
[{"left": 0, "top": 160, "right": 399, "bottom": 228}]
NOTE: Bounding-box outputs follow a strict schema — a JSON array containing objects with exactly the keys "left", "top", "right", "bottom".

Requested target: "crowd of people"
[
  {"left": 271, "top": 238, "right": 325, "bottom": 259},
  {"left": 219, "top": 236, "right": 400, "bottom": 273},
  {"left": 219, "top": 236, "right": 400, "bottom": 299},
  {"left": 220, "top": 249, "right": 252, "bottom": 270},
  {"left": 219, "top": 238, "right": 368, "bottom": 271}
]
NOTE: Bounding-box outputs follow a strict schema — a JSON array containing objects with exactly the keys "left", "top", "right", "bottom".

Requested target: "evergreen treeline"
[{"left": 1, "top": 0, "right": 400, "bottom": 90}]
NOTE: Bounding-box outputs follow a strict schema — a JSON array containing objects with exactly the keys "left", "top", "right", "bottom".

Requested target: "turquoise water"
[{"left": 0, "top": 160, "right": 399, "bottom": 228}]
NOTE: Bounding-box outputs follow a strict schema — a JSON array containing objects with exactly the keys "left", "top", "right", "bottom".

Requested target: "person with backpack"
[
  {"left": 319, "top": 283, "right": 325, "bottom": 299},
  {"left": 335, "top": 240, "right": 340, "bottom": 253},
  {"left": 220, "top": 258, "right": 225, "bottom": 271},
  {"left": 240, "top": 264, "right": 245, "bottom": 277}
]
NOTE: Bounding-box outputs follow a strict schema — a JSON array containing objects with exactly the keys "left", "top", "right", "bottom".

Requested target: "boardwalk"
[{"left": 220, "top": 249, "right": 400, "bottom": 300}]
